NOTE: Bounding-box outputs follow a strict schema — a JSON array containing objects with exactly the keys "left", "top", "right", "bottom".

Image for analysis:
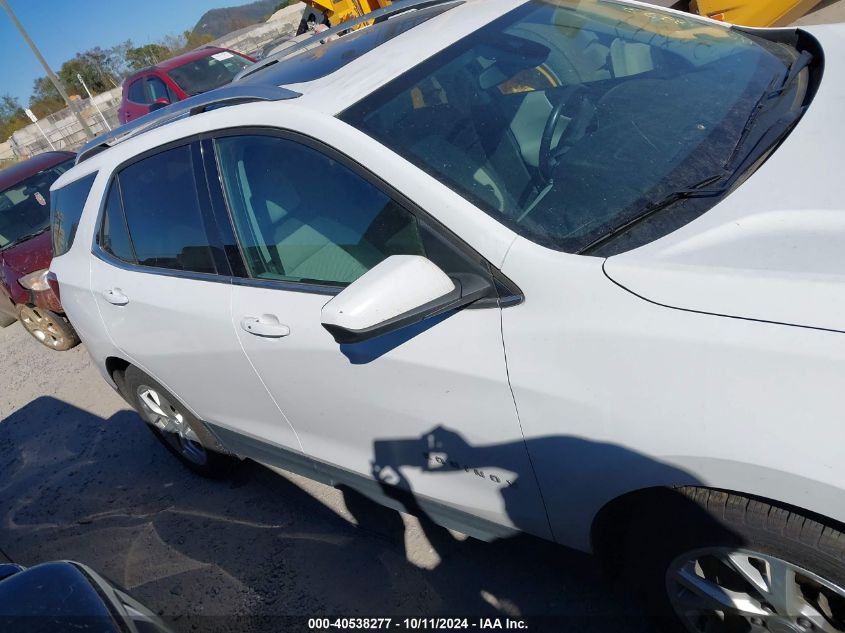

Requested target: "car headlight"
[{"left": 18, "top": 269, "right": 50, "bottom": 292}]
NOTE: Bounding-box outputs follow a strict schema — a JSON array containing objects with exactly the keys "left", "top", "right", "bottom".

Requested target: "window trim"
[
  {"left": 201, "top": 126, "right": 522, "bottom": 305},
  {"left": 91, "top": 136, "right": 233, "bottom": 282}
]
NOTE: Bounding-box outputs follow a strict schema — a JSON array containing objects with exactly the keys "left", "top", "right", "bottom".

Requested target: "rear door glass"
[
  {"left": 99, "top": 179, "right": 136, "bottom": 263},
  {"left": 116, "top": 145, "right": 217, "bottom": 274}
]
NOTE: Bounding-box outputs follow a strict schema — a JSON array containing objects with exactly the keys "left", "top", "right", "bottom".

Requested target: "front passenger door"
[{"left": 214, "top": 132, "right": 551, "bottom": 539}]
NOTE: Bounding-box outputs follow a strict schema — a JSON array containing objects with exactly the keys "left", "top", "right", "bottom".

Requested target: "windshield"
[
  {"left": 341, "top": 0, "right": 805, "bottom": 254},
  {"left": 168, "top": 51, "right": 252, "bottom": 96},
  {"left": 0, "top": 159, "right": 73, "bottom": 250}
]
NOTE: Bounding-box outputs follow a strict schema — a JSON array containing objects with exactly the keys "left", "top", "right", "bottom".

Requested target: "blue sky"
[{"left": 0, "top": 0, "right": 239, "bottom": 105}]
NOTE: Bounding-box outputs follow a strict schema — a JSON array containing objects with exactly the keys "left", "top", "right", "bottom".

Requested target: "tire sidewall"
[{"left": 624, "top": 489, "right": 845, "bottom": 626}]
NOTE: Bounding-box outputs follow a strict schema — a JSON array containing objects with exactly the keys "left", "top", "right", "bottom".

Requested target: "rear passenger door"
[
  {"left": 90, "top": 140, "right": 301, "bottom": 452},
  {"left": 213, "top": 131, "right": 552, "bottom": 539}
]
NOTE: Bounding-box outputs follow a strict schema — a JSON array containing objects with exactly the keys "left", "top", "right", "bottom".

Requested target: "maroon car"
[
  {"left": 0, "top": 151, "right": 79, "bottom": 350},
  {"left": 118, "top": 46, "right": 254, "bottom": 124}
]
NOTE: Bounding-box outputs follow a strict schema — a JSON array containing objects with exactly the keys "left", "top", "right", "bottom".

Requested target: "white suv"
[{"left": 50, "top": 0, "right": 845, "bottom": 629}]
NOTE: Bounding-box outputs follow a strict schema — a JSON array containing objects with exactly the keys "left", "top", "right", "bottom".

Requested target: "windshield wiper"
[
  {"left": 578, "top": 176, "right": 726, "bottom": 254},
  {"left": 0, "top": 226, "right": 50, "bottom": 251},
  {"left": 725, "top": 50, "right": 812, "bottom": 171},
  {"left": 770, "top": 50, "right": 813, "bottom": 98}
]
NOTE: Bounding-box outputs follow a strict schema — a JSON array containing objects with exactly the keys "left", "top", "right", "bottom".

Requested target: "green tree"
[
  {"left": 28, "top": 76, "right": 64, "bottom": 118},
  {"left": 125, "top": 43, "right": 172, "bottom": 70},
  {"left": 0, "top": 94, "right": 28, "bottom": 142}
]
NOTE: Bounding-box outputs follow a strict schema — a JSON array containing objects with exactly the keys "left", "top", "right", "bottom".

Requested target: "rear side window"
[
  {"left": 127, "top": 79, "right": 146, "bottom": 104},
  {"left": 99, "top": 180, "right": 135, "bottom": 263},
  {"left": 51, "top": 173, "right": 97, "bottom": 256},
  {"left": 146, "top": 76, "right": 174, "bottom": 103},
  {"left": 113, "top": 145, "right": 216, "bottom": 274}
]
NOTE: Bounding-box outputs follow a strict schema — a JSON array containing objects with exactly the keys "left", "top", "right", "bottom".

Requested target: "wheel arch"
[
  {"left": 590, "top": 482, "right": 845, "bottom": 576},
  {"left": 104, "top": 356, "right": 132, "bottom": 399}
]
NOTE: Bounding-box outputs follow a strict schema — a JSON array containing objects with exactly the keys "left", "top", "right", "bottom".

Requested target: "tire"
[
  {"left": 122, "top": 365, "right": 238, "bottom": 478},
  {"left": 623, "top": 487, "right": 845, "bottom": 632},
  {"left": 16, "top": 305, "right": 80, "bottom": 350}
]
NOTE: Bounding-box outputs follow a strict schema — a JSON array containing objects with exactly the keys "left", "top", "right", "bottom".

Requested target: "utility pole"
[{"left": 0, "top": 0, "right": 94, "bottom": 140}]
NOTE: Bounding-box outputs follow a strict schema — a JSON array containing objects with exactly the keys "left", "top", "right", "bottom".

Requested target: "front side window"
[
  {"left": 342, "top": 0, "right": 806, "bottom": 254},
  {"left": 50, "top": 170, "right": 97, "bottom": 256},
  {"left": 214, "top": 135, "right": 426, "bottom": 287},
  {"left": 167, "top": 52, "right": 251, "bottom": 96},
  {"left": 1, "top": 158, "right": 74, "bottom": 250},
  {"left": 115, "top": 145, "right": 216, "bottom": 274}
]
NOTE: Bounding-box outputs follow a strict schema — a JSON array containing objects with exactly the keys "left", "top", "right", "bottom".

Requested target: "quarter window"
[
  {"left": 115, "top": 145, "right": 217, "bottom": 274},
  {"left": 127, "top": 79, "right": 146, "bottom": 104},
  {"left": 51, "top": 172, "right": 97, "bottom": 257},
  {"left": 214, "top": 135, "right": 426, "bottom": 287}
]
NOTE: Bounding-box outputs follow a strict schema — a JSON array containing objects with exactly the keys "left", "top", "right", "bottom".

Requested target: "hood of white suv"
[{"left": 604, "top": 24, "right": 845, "bottom": 333}]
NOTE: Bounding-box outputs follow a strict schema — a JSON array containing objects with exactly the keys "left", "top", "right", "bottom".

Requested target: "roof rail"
[
  {"left": 235, "top": 0, "right": 460, "bottom": 82},
  {"left": 76, "top": 83, "right": 300, "bottom": 164}
]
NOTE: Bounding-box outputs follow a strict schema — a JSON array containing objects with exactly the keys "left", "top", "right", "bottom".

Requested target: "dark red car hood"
[{"left": 0, "top": 230, "right": 52, "bottom": 276}]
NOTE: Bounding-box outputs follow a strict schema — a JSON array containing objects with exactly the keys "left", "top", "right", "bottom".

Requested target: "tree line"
[{"left": 0, "top": 30, "right": 215, "bottom": 142}]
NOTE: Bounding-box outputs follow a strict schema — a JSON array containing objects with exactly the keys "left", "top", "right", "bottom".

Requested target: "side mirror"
[
  {"left": 321, "top": 255, "right": 494, "bottom": 344},
  {"left": 148, "top": 97, "right": 170, "bottom": 112}
]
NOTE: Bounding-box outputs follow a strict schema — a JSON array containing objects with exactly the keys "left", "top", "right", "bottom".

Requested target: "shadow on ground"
[{"left": 0, "top": 397, "right": 654, "bottom": 632}]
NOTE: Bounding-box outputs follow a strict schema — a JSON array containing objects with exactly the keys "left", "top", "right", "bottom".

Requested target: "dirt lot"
[{"left": 0, "top": 320, "right": 651, "bottom": 632}]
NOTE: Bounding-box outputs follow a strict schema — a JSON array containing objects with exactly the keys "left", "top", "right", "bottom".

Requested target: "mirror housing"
[
  {"left": 148, "top": 97, "right": 170, "bottom": 112},
  {"left": 321, "top": 255, "right": 493, "bottom": 344}
]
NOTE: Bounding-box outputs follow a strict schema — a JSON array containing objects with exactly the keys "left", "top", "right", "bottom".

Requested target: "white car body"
[{"left": 50, "top": 0, "right": 845, "bottom": 557}]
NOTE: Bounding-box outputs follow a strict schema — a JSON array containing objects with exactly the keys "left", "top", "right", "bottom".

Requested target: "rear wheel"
[
  {"left": 623, "top": 488, "right": 845, "bottom": 633},
  {"left": 17, "top": 305, "right": 79, "bottom": 350},
  {"left": 123, "top": 366, "right": 237, "bottom": 478}
]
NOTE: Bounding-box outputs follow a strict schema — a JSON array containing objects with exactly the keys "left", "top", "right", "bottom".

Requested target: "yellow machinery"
[
  {"left": 305, "top": 0, "right": 392, "bottom": 27},
  {"left": 689, "top": 0, "right": 822, "bottom": 26}
]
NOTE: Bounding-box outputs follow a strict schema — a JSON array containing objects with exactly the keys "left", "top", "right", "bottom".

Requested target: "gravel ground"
[{"left": 0, "top": 320, "right": 650, "bottom": 633}]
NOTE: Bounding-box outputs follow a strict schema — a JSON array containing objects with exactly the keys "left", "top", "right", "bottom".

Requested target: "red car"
[
  {"left": 118, "top": 46, "right": 254, "bottom": 124},
  {"left": 0, "top": 151, "right": 79, "bottom": 350}
]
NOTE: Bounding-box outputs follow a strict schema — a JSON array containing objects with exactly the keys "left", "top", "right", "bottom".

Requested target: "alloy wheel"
[
  {"left": 135, "top": 385, "right": 208, "bottom": 466},
  {"left": 667, "top": 547, "right": 845, "bottom": 633},
  {"left": 18, "top": 305, "right": 65, "bottom": 349}
]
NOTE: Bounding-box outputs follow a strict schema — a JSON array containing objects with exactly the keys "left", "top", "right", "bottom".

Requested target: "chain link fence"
[{"left": 4, "top": 88, "right": 121, "bottom": 160}]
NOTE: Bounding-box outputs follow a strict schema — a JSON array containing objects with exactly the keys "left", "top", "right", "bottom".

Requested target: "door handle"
[
  {"left": 241, "top": 315, "right": 290, "bottom": 338},
  {"left": 103, "top": 288, "right": 129, "bottom": 306}
]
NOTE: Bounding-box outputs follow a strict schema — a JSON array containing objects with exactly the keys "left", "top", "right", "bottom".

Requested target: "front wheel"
[
  {"left": 17, "top": 305, "right": 79, "bottom": 350},
  {"left": 122, "top": 366, "right": 238, "bottom": 478},
  {"left": 624, "top": 488, "right": 845, "bottom": 633}
]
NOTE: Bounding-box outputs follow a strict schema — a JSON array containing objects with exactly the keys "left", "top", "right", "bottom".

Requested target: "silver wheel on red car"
[
  {"left": 17, "top": 305, "right": 79, "bottom": 351},
  {"left": 667, "top": 547, "right": 845, "bottom": 633},
  {"left": 136, "top": 384, "right": 208, "bottom": 466}
]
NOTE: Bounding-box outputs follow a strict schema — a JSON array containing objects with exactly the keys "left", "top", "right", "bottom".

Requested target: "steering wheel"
[{"left": 538, "top": 86, "right": 592, "bottom": 181}]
